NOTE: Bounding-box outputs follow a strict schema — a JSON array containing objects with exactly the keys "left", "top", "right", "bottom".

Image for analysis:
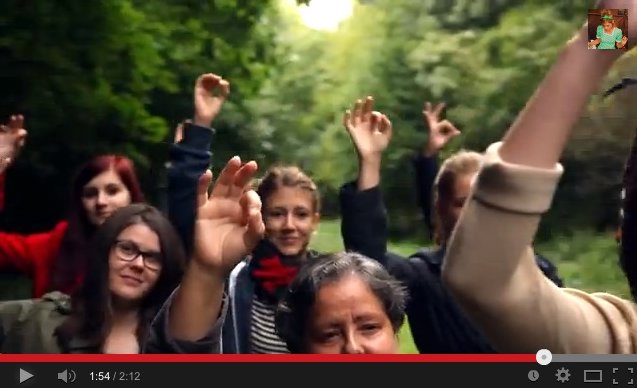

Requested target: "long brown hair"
[
  {"left": 50, "top": 155, "right": 145, "bottom": 292},
  {"left": 55, "top": 204, "right": 185, "bottom": 351}
]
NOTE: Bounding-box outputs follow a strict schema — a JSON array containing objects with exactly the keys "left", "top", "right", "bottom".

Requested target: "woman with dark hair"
[
  {"left": 275, "top": 251, "right": 406, "bottom": 354},
  {"left": 0, "top": 120, "right": 144, "bottom": 297},
  {"left": 0, "top": 203, "right": 208, "bottom": 353}
]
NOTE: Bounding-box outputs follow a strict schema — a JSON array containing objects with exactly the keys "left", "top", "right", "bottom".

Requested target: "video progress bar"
[{"left": 553, "top": 354, "right": 637, "bottom": 362}]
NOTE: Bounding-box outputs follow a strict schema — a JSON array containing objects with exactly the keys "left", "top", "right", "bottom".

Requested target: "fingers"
[
  {"left": 424, "top": 102, "right": 432, "bottom": 114},
  {"left": 197, "top": 73, "right": 221, "bottom": 92},
  {"left": 439, "top": 119, "right": 461, "bottom": 136},
  {"left": 349, "top": 96, "right": 375, "bottom": 126},
  {"left": 219, "top": 79, "right": 230, "bottom": 97},
  {"left": 210, "top": 156, "right": 242, "bottom": 198},
  {"left": 343, "top": 110, "right": 352, "bottom": 129},
  {"left": 353, "top": 99, "right": 363, "bottom": 123},
  {"left": 196, "top": 73, "right": 230, "bottom": 98},
  {"left": 242, "top": 190, "right": 265, "bottom": 249},
  {"left": 433, "top": 103, "right": 446, "bottom": 117},
  {"left": 196, "top": 170, "right": 214, "bottom": 208},
  {"left": 379, "top": 114, "right": 392, "bottom": 134},
  {"left": 362, "top": 96, "right": 374, "bottom": 121},
  {"left": 8, "top": 115, "right": 24, "bottom": 131},
  {"left": 228, "top": 161, "right": 258, "bottom": 199}
]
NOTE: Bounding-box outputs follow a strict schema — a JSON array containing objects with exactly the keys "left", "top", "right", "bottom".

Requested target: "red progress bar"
[{"left": 0, "top": 354, "right": 536, "bottom": 362}]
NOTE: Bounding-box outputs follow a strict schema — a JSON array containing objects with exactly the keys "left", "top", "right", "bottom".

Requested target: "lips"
[
  {"left": 120, "top": 274, "right": 143, "bottom": 286},
  {"left": 279, "top": 237, "right": 298, "bottom": 245}
]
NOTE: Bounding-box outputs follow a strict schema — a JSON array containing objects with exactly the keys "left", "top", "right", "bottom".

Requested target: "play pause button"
[{"left": 19, "top": 368, "right": 34, "bottom": 384}]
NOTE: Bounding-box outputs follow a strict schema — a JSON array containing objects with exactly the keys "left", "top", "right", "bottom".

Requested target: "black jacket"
[{"left": 339, "top": 181, "right": 563, "bottom": 353}]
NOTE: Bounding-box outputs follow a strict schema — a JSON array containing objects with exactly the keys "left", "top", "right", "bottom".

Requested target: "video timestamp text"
[{"left": 89, "top": 371, "right": 142, "bottom": 382}]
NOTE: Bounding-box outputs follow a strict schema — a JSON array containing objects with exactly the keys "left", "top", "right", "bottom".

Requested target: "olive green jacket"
[{"left": 0, "top": 289, "right": 227, "bottom": 354}]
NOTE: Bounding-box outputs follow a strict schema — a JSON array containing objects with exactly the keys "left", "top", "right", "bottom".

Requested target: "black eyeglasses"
[{"left": 113, "top": 240, "right": 162, "bottom": 271}]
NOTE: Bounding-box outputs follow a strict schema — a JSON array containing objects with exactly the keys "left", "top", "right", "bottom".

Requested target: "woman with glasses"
[{"left": 0, "top": 203, "right": 225, "bottom": 353}]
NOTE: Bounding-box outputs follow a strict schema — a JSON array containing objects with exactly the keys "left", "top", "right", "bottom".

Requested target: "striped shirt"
[{"left": 249, "top": 295, "right": 290, "bottom": 354}]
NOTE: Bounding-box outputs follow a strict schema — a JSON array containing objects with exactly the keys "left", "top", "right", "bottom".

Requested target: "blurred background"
[{"left": 0, "top": 0, "right": 634, "bottom": 351}]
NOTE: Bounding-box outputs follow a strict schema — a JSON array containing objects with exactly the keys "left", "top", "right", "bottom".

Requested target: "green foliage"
[
  {"left": 0, "top": 0, "right": 279, "bottom": 231},
  {"left": 246, "top": 0, "right": 634, "bottom": 238}
]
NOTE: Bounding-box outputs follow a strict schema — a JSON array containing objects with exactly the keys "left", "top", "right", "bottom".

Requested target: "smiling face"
[
  {"left": 108, "top": 223, "right": 162, "bottom": 306},
  {"left": 82, "top": 169, "right": 132, "bottom": 226},
  {"left": 263, "top": 186, "right": 320, "bottom": 256},
  {"left": 304, "top": 275, "right": 399, "bottom": 354}
]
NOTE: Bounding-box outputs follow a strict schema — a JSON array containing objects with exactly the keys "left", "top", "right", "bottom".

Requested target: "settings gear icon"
[{"left": 555, "top": 367, "right": 570, "bottom": 383}]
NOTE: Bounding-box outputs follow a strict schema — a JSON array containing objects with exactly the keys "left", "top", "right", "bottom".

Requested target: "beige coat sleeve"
[{"left": 442, "top": 142, "right": 637, "bottom": 354}]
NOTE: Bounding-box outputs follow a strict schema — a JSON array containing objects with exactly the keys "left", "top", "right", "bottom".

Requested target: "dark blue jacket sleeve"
[
  {"left": 412, "top": 153, "right": 438, "bottom": 240},
  {"left": 621, "top": 130, "right": 637, "bottom": 300},
  {"left": 167, "top": 123, "right": 215, "bottom": 256},
  {"left": 339, "top": 181, "right": 418, "bottom": 288},
  {"left": 339, "top": 181, "right": 388, "bottom": 263}
]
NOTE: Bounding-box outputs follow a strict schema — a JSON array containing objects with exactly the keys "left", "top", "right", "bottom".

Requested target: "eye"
[
  {"left": 361, "top": 323, "right": 380, "bottom": 333},
  {"left": 105, "top": 184, "right": 123, "bottom": 196},
  {"left": 267, "top": 210, "right": 285, "bottom": 218},
  {"left": 117, "top": 241, "right": 138, "bottom": 255},
  {"left": 318, "top": 331, "right": 340, "bottom": 343},
  {"left": 82, "top": 187, "right": 98, "bottom": 199}
]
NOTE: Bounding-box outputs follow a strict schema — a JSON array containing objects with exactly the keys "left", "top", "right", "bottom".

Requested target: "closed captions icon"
[{"left": 57, "top": 369, "right": 77, "bottom": 383}]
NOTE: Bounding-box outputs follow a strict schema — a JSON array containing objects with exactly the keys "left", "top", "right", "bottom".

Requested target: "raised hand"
[
  {"left": 192, "top": 156, "right": 264, "bottom": 276},
  {"left": 0, "top": 115, "right": 27, "bottom": 174},
  {"left": 422, "top": 102, "right": 460, "bottom": 156},
  {"left": 343, "top": 96, "right": 393, "bottom": 161},
  {"left": 193, "top": 73, "right": 230, "bottom": 128}
]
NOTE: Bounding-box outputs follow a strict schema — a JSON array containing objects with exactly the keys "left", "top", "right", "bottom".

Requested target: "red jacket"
[
  {"left": 0, "top": 220, "right": 80, "bottom": 297},
  {"left": 0, "top": 174, "right": 82, "bottom": 297}
]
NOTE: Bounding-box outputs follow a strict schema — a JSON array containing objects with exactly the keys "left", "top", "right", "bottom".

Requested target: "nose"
[
  {"left": 283, "top": 214, "right": 295, "bottom": 230},
  {"left": 129, "top": 254, "right": 145, "bottom": 271},
  {"left": 343, "top": 334, "right": 364, "bottom": 354},
  {"left": 96, "top": 191, "right": 108, "bottom": 206}
]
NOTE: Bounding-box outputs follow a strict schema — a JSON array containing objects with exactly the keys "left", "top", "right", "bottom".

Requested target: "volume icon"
[{"left": 57, "top": 369, "right": 76, "bottom": 383}]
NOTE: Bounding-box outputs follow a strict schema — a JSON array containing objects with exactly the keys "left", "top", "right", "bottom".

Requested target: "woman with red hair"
[{"left": 0, "top": 115, "right": 145, "bottom": 297}]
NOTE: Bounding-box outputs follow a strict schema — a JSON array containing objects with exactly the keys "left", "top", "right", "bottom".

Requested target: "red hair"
[{"left": 49, "top": 154, "right": 145, "bottom": 293}]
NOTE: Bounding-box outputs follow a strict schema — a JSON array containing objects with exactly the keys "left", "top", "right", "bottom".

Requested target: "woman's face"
[
  {"left": 108, "top": 223, "right": 162, "bottom": 306},
  {"left": 263, "top": 186, "right": 319, "bottom": 256},
  {"left": 603, "top": 20, "right": 614, "bottom": 32},
  {"left": 82, "top": 169, "right": 132, "bottom": 226},
  {"left": 303, "top": 275, "right": 399, "bottom": 354},
  {"left": 437, "top": 172, "right": 476, "bottom": 241}
]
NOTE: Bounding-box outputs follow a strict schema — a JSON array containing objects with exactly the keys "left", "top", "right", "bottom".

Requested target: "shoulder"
[
  {"left": 597, "top": 24, "right": 603, "bottom": 32},
  {"left": 615, "top": 27, "right": 623, "bottom": 35}
]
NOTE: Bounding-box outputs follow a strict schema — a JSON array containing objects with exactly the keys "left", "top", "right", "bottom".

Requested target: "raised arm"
[
  {"left": 414, "top": 102, "right": 460, "bottom": 239},
  {"left": 167, "top": 74, "right": 229, "bottom": 256},
  {"left": 340, "top": 96, "right": 392, "bottom": 262},
  {"left": 442, "top": 2, "right": 637, "bottom": 354},
  {"left": 165, "top": 157, "right": 264, "bottom": 347}
]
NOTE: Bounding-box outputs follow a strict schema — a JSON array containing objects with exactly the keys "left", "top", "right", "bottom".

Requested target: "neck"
[{"left": 110, "top": 299, "right": 140, "bottom": 328}]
